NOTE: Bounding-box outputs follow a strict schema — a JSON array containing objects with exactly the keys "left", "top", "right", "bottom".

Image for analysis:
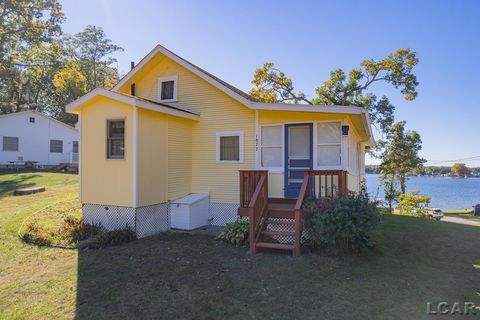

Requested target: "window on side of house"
[
  {"left": 50, "top": 139, "right": 63, "bottom": 153},
  {"left": 216, "top": 131, "right": 243, "bottom": 163},
  {"left": 72, "top": 141, "right": 79, "bottom": 153},
  {"left": 260, "top": 125, "right": 282, "bottom": 168},
  {"left": 3, "top": 136, "right": 19, "bottom": 151},
  {"left": 317, "top": 122, "right": 341, "bottom": 167},
  {"left": 107, "top": 120, "right": 125, "bottom": 159},
  {"left": 158, "top": 76, "right": 177, "bottom": 102}
]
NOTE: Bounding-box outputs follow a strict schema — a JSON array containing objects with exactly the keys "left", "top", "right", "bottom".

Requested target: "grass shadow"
[
  {"left": 75, "top": 216, "right": 480, "bottom": 319},
  {"left": 0, "top": 175, "right": 41, "bottom": 197}
]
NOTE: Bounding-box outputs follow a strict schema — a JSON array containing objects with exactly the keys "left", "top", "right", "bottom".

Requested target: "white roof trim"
[
  {"left": 250, "top": 102, "right": 364, "bottom": 114},
  {"left": 66, "top": 88, "right": 199, "bottom": 121},
  {"left": 113, "top": 45, "right": 255, "bottom": 108},
  {"left": 0, "top": 110, "right": 78, "bottom": 131}
]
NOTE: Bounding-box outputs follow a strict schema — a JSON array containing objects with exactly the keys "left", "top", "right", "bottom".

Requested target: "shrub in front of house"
[
  {"left": 303, "top": 192, "right": 380, "bottom": 252},
  {"left": 216, "top": 220, "right": 249, "bottom": 245},
  {"left": 86, "top": 228, "right": 137, "bottom": 249}
]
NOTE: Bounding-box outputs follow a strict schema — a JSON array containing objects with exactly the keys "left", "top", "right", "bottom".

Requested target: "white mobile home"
[{"left": 0, "top": 111, "right": 79, "bottom": 167}]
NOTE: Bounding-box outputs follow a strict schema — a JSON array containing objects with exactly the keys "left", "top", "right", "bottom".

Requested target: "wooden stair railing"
[
  {"left": 293, "top": 170, "right": 348, "bottom": 256},
  {"left": 246, "top": 174, "right": 269, "bottom": 255}
]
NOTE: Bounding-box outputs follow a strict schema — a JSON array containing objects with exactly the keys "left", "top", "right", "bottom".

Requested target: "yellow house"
[{"left": 67, "top": 45, "right": 374, "bottom": 255}]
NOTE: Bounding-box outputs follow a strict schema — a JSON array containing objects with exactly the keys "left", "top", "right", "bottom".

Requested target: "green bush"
[
  {"left": 303, "top": 193, "right": 380, "bottom": 252},
  {"left": 216, "top": 220, "right": 249, "bottom": 245}
]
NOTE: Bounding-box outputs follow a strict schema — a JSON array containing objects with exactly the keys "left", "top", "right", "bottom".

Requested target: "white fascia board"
[
  {"left": 251, "top": 102, "right": 364, "bottom": 114},
  {"left": 66, "top": 88, "right": 199, "bottom": 121}
]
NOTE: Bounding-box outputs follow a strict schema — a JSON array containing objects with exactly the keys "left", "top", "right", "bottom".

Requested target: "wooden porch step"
[
  {"left": 266, "top": 218, "right": 295, "bottom": 225},
  {"left": 268, "top": 209, "right": 295, "bottom": 219},
  {"left": 255, "top": 242, "right": 295, "bottom": 251},
  {"left": 261, "top": 230, "right": 295, "bottom": 237}
]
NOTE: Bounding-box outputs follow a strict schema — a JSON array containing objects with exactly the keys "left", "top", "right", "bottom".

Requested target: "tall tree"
[
  {"left": 379, "top": 121, "right": 425, "bottom": 194},
  {"left": 249, "top": 49, "right": 418, "bottom": 138},
  {"left": 0, "top": 0, "right": 64, "bottom": 114},
  {"left": 73, "top": 25, "right": 123, "bottom": 89}
]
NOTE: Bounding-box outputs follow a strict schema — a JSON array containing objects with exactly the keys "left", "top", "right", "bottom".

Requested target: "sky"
[{"left": 60, "top": 0, "right": 480, "bottom": 166}]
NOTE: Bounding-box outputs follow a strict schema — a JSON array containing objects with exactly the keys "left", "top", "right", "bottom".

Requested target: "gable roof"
[
  {"left": 113, "top": 44, "right": 258, "bottom": 106},
  {"left": 0, "top": 110, "right": 78, "bottom": 131},
  {"left": 111, "top": 44, "right": 374, "bottom": 144},
  {"left": 66, "top": 88, "right": 200, "bottom": 120}
]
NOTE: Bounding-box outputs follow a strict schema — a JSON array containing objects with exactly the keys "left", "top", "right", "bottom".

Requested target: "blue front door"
[{"left": 284, "top": 123, "right": 313, "bottom": 198}]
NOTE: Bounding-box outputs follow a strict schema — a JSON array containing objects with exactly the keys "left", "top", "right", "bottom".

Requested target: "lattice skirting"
[
  {"left": 82, "top": 203, "right": 169, "bottom": 238},
  {"left": 208, "top": 202, "right": 240, "bottom": 226}
]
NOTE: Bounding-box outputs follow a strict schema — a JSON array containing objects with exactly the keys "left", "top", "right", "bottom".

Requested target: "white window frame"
[
  {"left": 259, "top": 124, "right": 284, "bottom": 172},
  {"left": 106, "top": 119, "right": 126, "bottom": 160},
  {"left": 158, "top": 75, "right": 178, "bottom": 102},
  {"left": 2, "top": 136, "right": 19, "bottom": 152},
  {"left": 313, "top": 120, "right": 344, "bottom": 170},
  {"left": 216, "top": 131, "right": 244, "bottom": 163}
]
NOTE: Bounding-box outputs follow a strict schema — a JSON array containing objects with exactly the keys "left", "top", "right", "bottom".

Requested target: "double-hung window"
[
  {"left": 107, "top": 120, "right": 125, "bottom": 159},
  {"left": 3, "top": 136, "right": 19, "bottom": 151},
  {"left": 50, "top": 139, "right": 63, "bottom": 153},
  {"left": 216, "top": 131, "right": 243, "bottom": 163},
  {"left": 260, "top": 125, "right": 282, "bottom": 169},
  {"left": 317, "top": 122, "right": 341, "bottom": 167}
]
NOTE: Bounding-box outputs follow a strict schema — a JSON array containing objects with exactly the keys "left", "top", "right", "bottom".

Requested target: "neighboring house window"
[
  {"left": 158, "top": 76, "right": 177, "bottom": 102},
  {"left": 260, "top": 125, "right": 282, "bottom": 168},
  {"left": 216, "top": 131, "right": 243, "bottom": 163},
  {"left": 73, "top": 141, "right": 79, "bottom": 153},
  {"left": 107, "top": 120, "right": 125, "bottom": 159},
  {"left": 50, "top": 140, "right": 63, "bottom": 153},
  {"left": 317, "top": 122, "right": 341, "bottom": 166},
  {"left": 3, "top": 136, "right": 19, "bottom": 151},
  {"left": 29, "top": 117, "right": 35, "bottom": 123}
]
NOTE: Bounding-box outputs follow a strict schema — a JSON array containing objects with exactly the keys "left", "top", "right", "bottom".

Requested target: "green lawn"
[{"left": 0, "top": 171, "right": 479, "bottom": 319}]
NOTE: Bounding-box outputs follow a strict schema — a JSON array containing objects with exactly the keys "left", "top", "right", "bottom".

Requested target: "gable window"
[
  {"left": 260, "top": 125, "right": 282, "bottom": 168},
  {"left": 158, "top": 76, "right": 177, "bottom": 102},
  {"left": 317, "top": 122, "right": 341, "bottom": 167},
  {"left": 216, "top": 131, "right": 243, "bottom": 163},
  {"left": 107, "top": 120, "right": 125, "bottom": 159},
  {"left": 3, "top": 136, "right": 19, "bottom": 151},
  {"left": 29, "top": 117, "right": 35, "bottom": 123}
]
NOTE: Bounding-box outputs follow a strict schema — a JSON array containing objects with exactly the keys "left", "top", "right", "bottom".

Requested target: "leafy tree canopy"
[{"left": 249, "top": 49, "right": 419, "bottom": 137}]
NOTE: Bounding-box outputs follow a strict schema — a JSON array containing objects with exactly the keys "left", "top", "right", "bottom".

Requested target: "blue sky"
[{"left": 60, "top": 0, "right": 480, "bottom": 166}]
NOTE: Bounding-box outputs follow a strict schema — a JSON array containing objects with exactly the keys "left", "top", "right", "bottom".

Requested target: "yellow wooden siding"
[
  {"left": 168, "top": 116, "right": 193, "bottom": 200},
  {"left": 79, "top": 97, "right": 133, "bottom": 207},
  {"left": 119, "top": 54, "right": 255, "bottom": 204},
  {"left": 137, "top": 108, "right": 168, "bottom": 207}
]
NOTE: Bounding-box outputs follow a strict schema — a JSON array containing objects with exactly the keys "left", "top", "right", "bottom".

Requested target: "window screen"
[
  {"left": 317, "top": 122, "right": 341, "bottom": 166},
  {"left": 107, "top": 120, "right": 125, "bottom": 159},
  {"left": 219, "top": 136, "right": 239, "bottom": 161},
  {"left": 3, "top": 136, "right": 19, "bottom": 151},
  {"left": 261, "top": 126, "right": 282, "bottom": 167},
  {"left": 50, "top": 140, "right": 63, "bottom": 153},
  {"left": 161, "top": 80, "right": 175, "bottom": 100}
]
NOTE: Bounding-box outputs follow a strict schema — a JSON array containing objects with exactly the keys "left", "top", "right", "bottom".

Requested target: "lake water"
[{"left": 366, "top": 174, "right": 480, "bottom": 210}]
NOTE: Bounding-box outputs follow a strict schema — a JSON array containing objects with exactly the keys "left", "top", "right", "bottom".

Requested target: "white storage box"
[{"left": 170, "top": 193, "right": 209, "bottom": 230}]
